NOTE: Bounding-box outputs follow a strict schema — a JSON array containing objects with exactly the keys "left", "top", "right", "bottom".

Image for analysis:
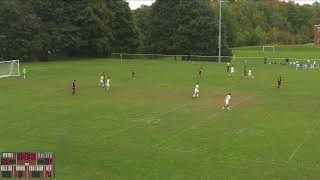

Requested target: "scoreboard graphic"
[{"left": 0, "top": 152, "right": 54, "bottom": 178}]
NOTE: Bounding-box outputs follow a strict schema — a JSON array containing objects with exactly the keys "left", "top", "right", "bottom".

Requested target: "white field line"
[
  {"left": 287, "top": 105, "right": 320, "bottom": 162},
  {"left": 101, "top": 103, "right": 191, "bottom": 138},
  {"left": 152, "top": 95, "right": 255, "bottom": 149},
  {"left": 287, "top": 133, "right": 313, "bottom": 162},
  {"left": 287, "top": 125, "right": 318, "bottom": 162}
]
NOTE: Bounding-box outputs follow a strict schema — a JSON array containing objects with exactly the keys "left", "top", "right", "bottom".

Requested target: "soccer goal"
[
  {"left": 262, "top": 46, "right": 275, "bottom": 53},
  {"left": 0, "top": 60, "right": 20, "bottom": 78}
]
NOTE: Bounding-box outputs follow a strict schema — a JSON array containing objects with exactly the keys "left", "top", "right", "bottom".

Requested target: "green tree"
[
  {"left": 108, "top": 0, "right": 140, "bottom": 53},
  {"left": 133, "top": 5, "right": 152, "bottom": 52},
  {"left": 149, "top": 0, "right": 230, "bottom": 55},
  {"left": 0, "top": 0, "right": 43, "bottom": 60},
  {"left": 76, "top": 0, "right": 114, "bottom": 56}
]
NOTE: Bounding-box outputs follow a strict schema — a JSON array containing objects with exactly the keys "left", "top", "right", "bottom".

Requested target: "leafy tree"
[
  {"left": 133, "top": 5, "right": 152, "bottom": 52},
  {"left": 76, "top": 0, "right": 114, "bottom": 56},
  {"left": 1, "top": 0, "right": 320, "bottom": 61},
  {"left": 108, "top": 0, "right": 140, "bottom": 53},
  {"left": 0, "top": 0, "right": 43, "bottom": 60},
  {"left": 149, "top": 0, "right": 230, "bottom": 55}
]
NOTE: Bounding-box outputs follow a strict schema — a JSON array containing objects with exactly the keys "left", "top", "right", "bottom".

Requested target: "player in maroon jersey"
[
  {"left": 243, "top": 66, "right": 247, "bottom": 76},
  {"left": 131, "top": 69, "right": 135, "bottom": 79},
  {"left": 277, "top": 75, "right": 282, "bottom": 88},
  {"left": 198, "top": 67, "right": 203, "bottom": 78},
  {"left": 72, "top": 80, "right": 76, "bottom": 95}
]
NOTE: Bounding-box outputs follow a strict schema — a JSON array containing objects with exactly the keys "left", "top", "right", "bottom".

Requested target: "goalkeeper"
[{"left": 22, "top": 67, "right": 27, "bottom": 79}]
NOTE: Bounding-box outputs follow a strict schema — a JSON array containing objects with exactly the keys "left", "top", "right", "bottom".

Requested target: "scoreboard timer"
[{"left": 0, "top": 152, "right": 54, "bottom": 178}]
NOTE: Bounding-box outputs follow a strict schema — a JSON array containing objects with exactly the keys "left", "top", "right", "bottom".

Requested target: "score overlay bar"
[{"left": 0, "top": 152, "right": 54, "bottom": 178}]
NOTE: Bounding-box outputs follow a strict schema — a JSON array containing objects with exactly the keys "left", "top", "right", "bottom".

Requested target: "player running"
[
  {"left": 229, "top": 66, "right": 235, "bottom": 76},
  {"left": 106, "top": 77, "right": 111, "bottom": 91},
  {"left": 198, "top": 67, "right": 203, "bottom": 78},
  {"left": 221, "top": 93, "right": 232, "bottom": 110},
  {"left": 227, "top": 63, "right": 230, "bottom": 72},
  {"left": 98, "top": 72, "right": 105, "bottom": 88},
  {"left": 131, "top": 69, "right": 135, "bottom": 79},
  {"left": 22, "top": 67, "right": 27, "bottom": 79},
  {"left": 192, "top": 82, "right": 200, "bottom": 99},
  {"left": 248, "top": 69, "right": 254, "bottom": 78},
  {"left": 277, "top": 75, "right": 282, "bottom": 89},
  {"left": 243, "top": 66, "right": 247, "bottom": 76},
  {"left": 72, "top": 80, "right": 76, "bottom": 95}
]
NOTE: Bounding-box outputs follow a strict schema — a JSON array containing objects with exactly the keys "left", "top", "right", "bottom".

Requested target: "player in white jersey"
[
  {"left": 229, "top": 66, "right": 235, "bottom": 76},
  {"left": 248, "top": 69, "right": 254, "bottom": 78},
  {"left": 192, "top": 83, "right": 199, "bottom": 99},
  {"left": 98, "top": 72, "right": 105, "bottom": 88},
  {"left": 221, "top": 93, "right": 231, "bottom": 110},
  {"left": 106, "top": 77, "right": 111, "bottom": 91}
]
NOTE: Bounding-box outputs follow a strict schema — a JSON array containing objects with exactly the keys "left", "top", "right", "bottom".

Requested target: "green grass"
[{"left": 1, "top": 45, "right": 320, "bottom": 179}]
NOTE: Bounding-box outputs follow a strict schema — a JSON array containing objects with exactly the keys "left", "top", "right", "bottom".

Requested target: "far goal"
[
  {"left": 262, "top": 46, "right": 275, "bottom": 53},
  {"left": 0, "top": 60, "right": 20, "bottom": 78}
]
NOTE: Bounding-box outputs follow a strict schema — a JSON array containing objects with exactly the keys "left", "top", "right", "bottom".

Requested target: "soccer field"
[{"left": 1, "top": 46, "right": 320, "bottom": 179}]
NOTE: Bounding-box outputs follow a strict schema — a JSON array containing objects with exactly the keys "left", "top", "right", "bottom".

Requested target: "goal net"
[
  {"left": 0, "top": 60, "right": 20, "bottom": 78},
  {"left": 262, "top": 46, "right": 275, "bottom": 53}
]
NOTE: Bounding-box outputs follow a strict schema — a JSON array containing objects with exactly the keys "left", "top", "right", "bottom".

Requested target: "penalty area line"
[
  {"left": 287, "top": 106, "right": 320, "bottom": 163},
  {"left": 287, "top": 125, "right": 318, "bottom": 162},
  {"left": 102, "top": 102, "right": 192, "bottom": 139},
  {"left": 152, "top": 95, "right": 255, "bottom": 149}
]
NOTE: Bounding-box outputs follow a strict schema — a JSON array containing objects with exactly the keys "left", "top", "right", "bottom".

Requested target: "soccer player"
[
  {"left": 243, "top": 66, "right": 247, "bottom": 76},
  {"left": 230, "top": 66, "right": 235, "bottom": 76},
  {"left": 98, "top": 72, "right": 105, "bottom": 88},
  {"left": 131, "top": 69, "right": 135, "bottom": 79},
  {"left": 311, "top": 63, "right": 315, "bottom": 70},
  {"left": 277, "top": 75, "right": 282, "bottom": 89},
  {"left": 22, "top": 67, "right": 27, "bottom": 79},
  {"left": 198, "top": 67, "right": 203, "bottom": 78},
  {"left": 192, "top": 82, "right": 200, "bottom": 99},
  {"left": 221, "top": 93, "right": 232, "bottom": 110},
  {"left": 227, "top": 63, "right": 230, "bottom": 72},
  {"left": 106, "top": 77, "right": 111, "bottom": 91},
  {"left": 72, "top": 80, "right": 76, "bottom": 95},
  {"left": 248, "top": 69, "right": 254, "bottom": 78}
]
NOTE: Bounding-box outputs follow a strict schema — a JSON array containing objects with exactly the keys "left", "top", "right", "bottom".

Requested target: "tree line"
[
  {"left": 0, "top": 0, "right": 319, "bottom": 61},
  {"left": 0, "top": 0, "right": 139, "bottom": 61},
  {"left": 219, "top": 0, "right": 320, "bottom": 47}
]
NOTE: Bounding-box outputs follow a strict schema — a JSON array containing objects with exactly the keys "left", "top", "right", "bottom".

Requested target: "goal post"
[
  {"left": 262, "top": 46, "right": 275, "bottom": 53},
  {"left": 0, "top": 60, "right": 20, "bottom": 78}
]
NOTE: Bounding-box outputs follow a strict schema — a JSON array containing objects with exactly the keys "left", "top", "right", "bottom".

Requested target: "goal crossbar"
[
  {"left": 0, "top": 60, "right": 20, "bottom": 78},
  {"left": 262, "top": 46, "right": 275, "bottom": 53}
]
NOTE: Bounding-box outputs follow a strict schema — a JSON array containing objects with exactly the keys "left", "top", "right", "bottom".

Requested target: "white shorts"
[
  {"left": 106, "top": 83, "right": 110, "bottom": 87},
  {"left": 100, "top": 80, "right": 104, "bottom": 84},
  {"left": 194, "top": 89, "right": 199, "bottom": 94},
  {"left": 225, "top": 101, "right": 230, "bottom": 105}
]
